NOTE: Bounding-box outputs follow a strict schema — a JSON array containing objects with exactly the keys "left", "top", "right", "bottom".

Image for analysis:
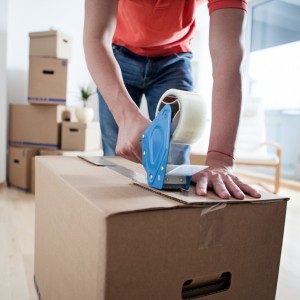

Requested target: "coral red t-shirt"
[{"left": 113, "top": 0, "right": 247, "bottom": 57}]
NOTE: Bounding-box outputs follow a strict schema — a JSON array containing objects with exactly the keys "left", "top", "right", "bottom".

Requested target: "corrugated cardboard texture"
[
  {"left": 35, "top": 156, "right": 288, "bottom": 300},
  {"left": 61, "top": 122, "right": 100, "bottom": 151},
  {"left": 28, "top": 57, "right": 68, "bottom": 104},
  {"left": 8, "top": 146, "right": 39, "bottom": 191},
  {"left": 29, "top": 30, "right": 72, "bottom": 59},
  {"left": 9, "top": 104, "right": 76, "bottom": 148}
]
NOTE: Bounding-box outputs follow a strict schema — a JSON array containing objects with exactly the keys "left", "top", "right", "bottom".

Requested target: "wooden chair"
[
  {"left": 234, "top": 97, "right": 281, "bottom": 193},
  {"left": 190, "top": 97, "right": 281, "bottom": 193}
]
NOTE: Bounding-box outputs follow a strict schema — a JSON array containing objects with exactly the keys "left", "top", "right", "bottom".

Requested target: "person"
[{"left": 83, "top": 0, "right": 261, "bottom": 200}]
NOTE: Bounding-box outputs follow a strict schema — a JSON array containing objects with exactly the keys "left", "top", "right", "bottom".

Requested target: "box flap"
[
  {"left": 36, "top": 156, "right": 288, "bottom": 217},
  {"left": 36, "top": 156, "right": 182, "bottom": 217},
  {"left": 83, "top": 156, "right": 289, "bottom": 204}
]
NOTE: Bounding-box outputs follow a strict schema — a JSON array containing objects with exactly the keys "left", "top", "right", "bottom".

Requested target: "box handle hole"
[
  {"left": 69, "top": 128, "right": 79, "bottom": 132},
  {"left": 63, "top": 39, "right": 68, "bottom": 43},
  {"left": 13, "top": 159, "right": 20, "bottom": 164},
  {"left": 42, "top": 70, "right": 54, "bottom": 75},
  {"left": 182, "top": 272, "right": 231, "bottom": 299},
  {"left": 62, "top": 111, "right": 71, "bottom": 121}
]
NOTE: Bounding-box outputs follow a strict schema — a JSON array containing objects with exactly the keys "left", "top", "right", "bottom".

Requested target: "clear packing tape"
[
  {"left": 155, "top": 89, "right": 207, "bottom": 144},
  {"left": 198, "top": 202, "right": 227, "bottom": 249}
]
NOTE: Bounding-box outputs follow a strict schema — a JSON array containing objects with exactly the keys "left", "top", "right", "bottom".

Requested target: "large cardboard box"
[
  {"left": 9, "top": 104, "right": 76, "bottom": 149},
  {"left": 39, "top": 149, "right": 102, "bottom": 156},
  {"left": 8, "top": 146, "right": 39, "bottom": 192},
  {"left": 34, "top": 156, "right": 288, "bottom": 300},
  {"left": 28, "top": 57, "right": 68, "bottom": 104},
  {"left": 61, "top": 122, "right": 100, "bottom": 151},
  {"left": 29, "top": 30, "right": 72, "bottom": 59}
]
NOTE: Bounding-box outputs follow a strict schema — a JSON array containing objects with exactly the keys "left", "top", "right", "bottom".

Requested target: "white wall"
[
  {"left": 7, "top": 0, "right": 98, "bottom": 115},
  {"left": 0, "top": 0, "right": 8, "bottom": 184}
]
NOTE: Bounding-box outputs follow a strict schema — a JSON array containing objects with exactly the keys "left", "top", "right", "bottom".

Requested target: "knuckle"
[
  {"left": 230, "top": 175, "right": 238, "bottom": 181},
  {"left": 211, "top": 173, "right": 221, "bottom": 181}
]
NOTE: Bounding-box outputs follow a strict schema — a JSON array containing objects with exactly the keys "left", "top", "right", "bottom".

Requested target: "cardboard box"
[
  {"left": 190, "top": 153, "right": 207, "bottom": 165},
  {"left": 28, "top": 57, "right": 68, "bottom": 104},
  {"left": 34, "top": 156, "right": 289, "bottom": 300},
  {"left": 61, "top": 122, "right": 100, "bottom": 151},
  {"left": 39, "top": 149, "right": 103, "bottom": 156},
  {"left": 8, "top": 146, "right": 39, "bottom": 192},
  {"left": 29, "top": 30, "right": 72, "bottom": 59},
  {"left": 31, "top": 156, "right": 36, "bottom": 194},
  {"left": 9, "top": 104, "right": 77, "bottom": 149}
]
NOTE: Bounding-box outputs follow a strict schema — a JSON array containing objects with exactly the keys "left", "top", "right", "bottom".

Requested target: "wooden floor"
[{"left": 0, "top": 183, "right": 299, "bottom": 300}]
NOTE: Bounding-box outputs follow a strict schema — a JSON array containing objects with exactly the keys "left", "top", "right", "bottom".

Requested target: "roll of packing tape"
[{"left": 156, "top": 89, "right": 207, "bottom": 144}]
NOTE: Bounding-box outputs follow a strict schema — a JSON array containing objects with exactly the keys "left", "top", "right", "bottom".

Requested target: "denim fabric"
[{"left": 98, "top": 44, "right": 193, "bottom": 164}]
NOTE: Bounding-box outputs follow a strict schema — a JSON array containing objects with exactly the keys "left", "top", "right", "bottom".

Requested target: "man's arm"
[
  {"left": 192, "top": 8, "right": 261, "bottom": 199},
  {"left": 84, "top": 0, "right": 150, "bottom": 162}
]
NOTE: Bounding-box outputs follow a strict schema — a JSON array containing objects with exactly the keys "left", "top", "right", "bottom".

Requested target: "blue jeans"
[{"left": 98, "top": 44, "right": 193, "bottom": 164}]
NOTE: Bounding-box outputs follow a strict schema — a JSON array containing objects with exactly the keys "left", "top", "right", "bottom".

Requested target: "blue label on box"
[
  {"left": 34, "top": 276, "right": 42, "bottom": 300},
  {"left": 61, "top": 60, "right": 68, "bottom": 67},
  {"left": 9, "top": 141, "right": 59, "bottom": 149},
  {"left": 28, "top": 97, "right": 66, "bottom": 103},
  {"left": 9, "top": 183, "right": 29, "bottom": 192}
]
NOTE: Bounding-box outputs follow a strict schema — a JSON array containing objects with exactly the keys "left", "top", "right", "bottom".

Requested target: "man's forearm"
[
  {"left": 207, "top": 8, "right": 246, "bottom": 166},
  {"left": 84, "top": 0, "right": 140, "bottom": 125},
  {"left": 84, "top": 40, "right": 139, "bottom": 124},
  {"left": 208, "top": 59, "right": 243, "bottom": 164}
]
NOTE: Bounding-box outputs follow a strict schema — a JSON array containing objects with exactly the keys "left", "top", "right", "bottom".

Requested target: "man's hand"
[
  {"left": 192, "top": 166, "right": 262, "bottom": 200},
  {"left": 116, "top": 111, "right": 151, "bottom": 163},
  {"left": 192, "top": 154, "right": 261, "bottom": 199}
]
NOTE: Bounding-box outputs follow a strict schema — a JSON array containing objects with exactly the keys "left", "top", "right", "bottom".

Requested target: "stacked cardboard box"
[
  {"left": 28, "top": 30, "right": 71, "bottom": 104},
  {"left": 8, "top": 31, "right": 69, "bottom": 193},
  {"left": 8, "top": 147, "right": 39, "bottom": 192},
  {"left": 8, "top": 30, "right": 102, "bottom": 193},
  {"left": 61, "top": 122, "right": 100, "bottom": 151}
]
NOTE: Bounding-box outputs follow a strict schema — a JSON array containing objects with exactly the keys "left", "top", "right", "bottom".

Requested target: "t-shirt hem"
[
  {"left": 112, "top": 40, "right": 192, "bottom": 57},
  {"left": 208, "top": 0, "right": 248, "bottom": 15}
]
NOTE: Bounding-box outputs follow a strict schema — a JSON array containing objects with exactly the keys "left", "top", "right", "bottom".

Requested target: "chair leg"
[{"left": 274, "top": 163, "right": 281, "bottom": 194}]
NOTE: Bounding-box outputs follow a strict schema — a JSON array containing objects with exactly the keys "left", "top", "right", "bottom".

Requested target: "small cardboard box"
[
  {"left": 61, "top": 122, "right": 100, "bottom": 151},
  {"left": 29, "top": 30, "right": 72, "bottom": 59},
  {"left": 8, "top": 146, "right": 39, "bottom": 192},
  {"left": 34, "top": 156, "right": 289, "bottom": 300},
  {"left": 9, "top": 104, "right": 76, "bottom": 149},
  {"left": 28, "top": 57, "right": 68, "bottom": 105}
]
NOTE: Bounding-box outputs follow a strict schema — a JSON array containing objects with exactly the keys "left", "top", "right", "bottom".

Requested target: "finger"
[
  {"left": 130, "top": 145, "right": 142, "bottom": 164},
  {"left": 134, "top": 141, "right": 143, "bottom": 164},
  {"left": 195, "top": 175, "right": 208, "bottom": 196},
  {"left": 132, "top": 151, "right": 142, "bottom": 163},
  {"left": 232, "top": 177, "right": 261, "bottom": 198},
  {"left": 211, "top": 175, "right": 230, "bottom": 199},
  {"left": 127, "top": 151, "right": 140, "bottom": 163},
  {"left": 117, "top": 148, "right": 136, "bottom": 163},
  {"left": 118, "top": 144, "right": 140, "bottom": 163},
  {"left": 224, "top": 176, "right": 245, "bottom": 200}
]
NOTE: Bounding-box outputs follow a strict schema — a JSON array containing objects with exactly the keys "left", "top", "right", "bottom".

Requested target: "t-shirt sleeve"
[{"left": 207, "top": 0, "right": 248, "bottom": 15}]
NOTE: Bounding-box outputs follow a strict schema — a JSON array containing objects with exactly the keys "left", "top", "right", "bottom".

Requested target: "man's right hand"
[{"left": 116, "top": 111, "right": 151, "bottom": 163}]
